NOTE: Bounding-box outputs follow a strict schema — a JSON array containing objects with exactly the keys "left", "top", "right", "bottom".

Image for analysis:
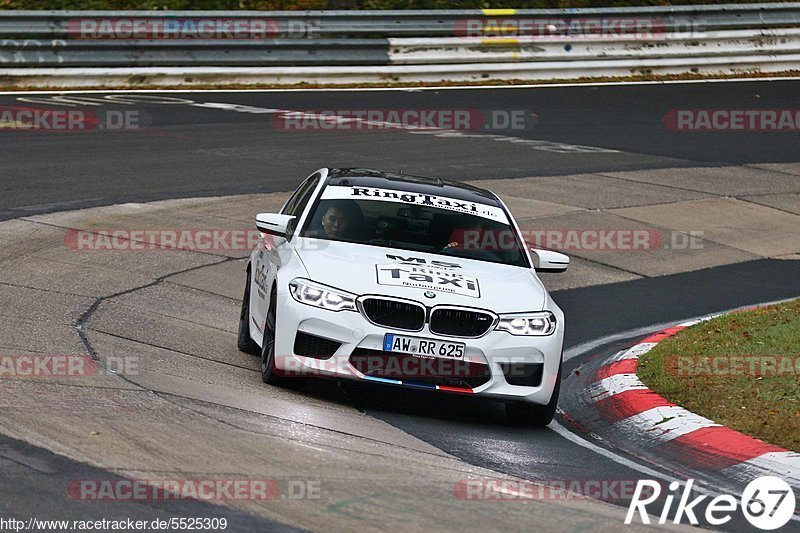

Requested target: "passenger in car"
[{"left": 442, "top": 215, "right": 484, "bottom": 251}]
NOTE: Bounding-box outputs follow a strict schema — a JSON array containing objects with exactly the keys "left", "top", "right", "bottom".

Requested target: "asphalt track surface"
[
  {"left": 0, "top": 434, "right": 295, "bottom": 531},
  {"left": 2, "top": 81, "right": 800, "bottom": 530},
  {"left": 2, "top": 80, "right": 799, "bottom": 219}
]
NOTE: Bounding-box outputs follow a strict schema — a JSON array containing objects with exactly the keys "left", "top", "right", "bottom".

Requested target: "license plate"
[{"left": 383, "top": 333, "right": 464, "bottom": 359}]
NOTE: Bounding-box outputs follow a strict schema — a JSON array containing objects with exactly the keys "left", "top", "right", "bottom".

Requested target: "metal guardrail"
[
  {"left": 0, "top": 4, "right": 798, "bottom": 85},
  {"left": 0, "top": 39, "right": 390, "bottom": 67},
  {"left": 389, "top": 29, "right": 800, "bottom": 65},
  {"left": 1, "top": 4, "right": 800, "bottom": 38}
]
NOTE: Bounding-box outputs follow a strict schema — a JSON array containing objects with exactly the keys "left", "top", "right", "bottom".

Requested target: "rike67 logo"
[{"left": 626, "top": 477, "right": 796, "bottom": 530}]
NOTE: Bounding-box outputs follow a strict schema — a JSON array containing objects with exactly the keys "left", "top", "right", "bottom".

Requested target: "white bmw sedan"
[{"left": 238, "top": 168, "right": 569, "bottom": 425}]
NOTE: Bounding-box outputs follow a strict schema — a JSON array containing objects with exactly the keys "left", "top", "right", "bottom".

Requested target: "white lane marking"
[
  {"left": 676, "top": 315, "right": 720, "bottom": 328},
  {"left": 608, "top": 342, "right": 657, "bottom": 363},
  {"left": 564, "top": 297, "right": 799, "bottom": 362},
  {"left": 586, "top": 373, "right": 647, "bottom": 401},
  {"left": 16, "top": 94, "right": 198, "bottom": 107},
  {"left": 721, "top": 452, "right": 800, "bottom": 488},
  {"left": 9, "top": 94, "right": 618, "bottom": 155},
  {"left": 604, "top": 349, "right": 627, "bottom": 364},
  {"left": 605, "top": 405, "right": 719, "bottom": 446},
  {"left": 406, "top": 128, "right": 618, "bottom": 153},
  {"left": 549, "top": 420, "right": 682, "bottom": 484},
  {"left": 559, "top": 296, "right": 800, "bottom": 522},
  {"left": 1, "top": 76, "right": 800, "bottom": 95},
  {"left": 551, "top": 420, "right": 800, "bottom": 525},
  {"left": 565, "top": 323, "right": 678, "bottom": 362}
]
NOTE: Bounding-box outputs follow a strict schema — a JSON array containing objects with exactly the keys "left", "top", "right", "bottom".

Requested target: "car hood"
[{"left": 293, "top": 238, "right": 546, "bottom": 313}]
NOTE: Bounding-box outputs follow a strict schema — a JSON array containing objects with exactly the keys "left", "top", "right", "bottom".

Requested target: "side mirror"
[
  {"left": 255, "top": 213, "right": 296, "bottom": 238},
  {"left": 530, "top": 248, "right": 569, "bottom": 273}
]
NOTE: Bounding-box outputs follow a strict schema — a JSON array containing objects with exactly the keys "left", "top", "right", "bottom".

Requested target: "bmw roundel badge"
[{"left": 424, "top": 291, "right": 436, "bottom": 299}]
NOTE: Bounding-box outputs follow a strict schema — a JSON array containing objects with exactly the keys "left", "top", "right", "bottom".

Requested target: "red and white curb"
[{"left": 586, "top": 316, "right": 800, "bottom": 488}]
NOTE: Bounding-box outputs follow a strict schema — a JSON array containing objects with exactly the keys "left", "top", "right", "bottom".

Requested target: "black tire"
[
  {"left": 237, "top": 268, "right": 260, "bottom": 355},
  {"left": 261, "top": 288, "right": 307, "bottom": 390},
  {"left": 505, "top": 359, "right": 562, "bottom": 427}
]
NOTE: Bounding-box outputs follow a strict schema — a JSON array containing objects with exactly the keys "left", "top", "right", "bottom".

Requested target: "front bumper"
[{"left": 272, "top": 292, "right": 564, "bottom": 405}]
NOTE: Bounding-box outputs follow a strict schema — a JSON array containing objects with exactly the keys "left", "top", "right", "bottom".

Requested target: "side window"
[
  {"left": 285, "top": 175, "right": 320, "bottom": 238},
  {"left": 281, "top": 177, "right": 312, "bottom": 216}
]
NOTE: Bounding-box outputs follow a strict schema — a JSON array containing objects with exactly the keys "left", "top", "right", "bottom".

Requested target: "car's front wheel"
[
  {"left": 505, "top": 359, "right": 562, "bottom": 427},
  {"left": 261, "top": 288, "right": 307, "bottom": 390},
  {"left": 237, "top": 269, "right": 260, "bottom": 355}
]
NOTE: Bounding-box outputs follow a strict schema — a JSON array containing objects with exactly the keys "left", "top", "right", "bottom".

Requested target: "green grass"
[{"left": 638, "top": 298, "right": 800, "bottom": 452}]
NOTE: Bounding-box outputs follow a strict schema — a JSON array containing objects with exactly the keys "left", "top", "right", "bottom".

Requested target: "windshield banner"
[{"left": 320, "top": 185, "right": 510, "bottom": 224}]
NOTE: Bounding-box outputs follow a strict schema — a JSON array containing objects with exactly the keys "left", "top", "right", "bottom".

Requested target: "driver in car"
[{"left": 316, "top": 200, "right": 363, "bottom": 240}]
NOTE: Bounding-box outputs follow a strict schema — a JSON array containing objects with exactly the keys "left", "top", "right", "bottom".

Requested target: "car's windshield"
[{"left": 300, "top": 185, "right": 528, "bottom": 267}]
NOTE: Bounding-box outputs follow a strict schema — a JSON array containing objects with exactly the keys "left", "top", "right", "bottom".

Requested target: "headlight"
[
  {"left": 288, "top": 278, "right": 357, "bottom": 312},
  {"left": 496, "top": 312, "right": 556, "bottom": 336}
]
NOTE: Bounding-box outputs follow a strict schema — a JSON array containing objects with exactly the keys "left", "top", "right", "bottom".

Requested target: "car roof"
[{"left": 325, "top": 168, "right": 501, "bottom": 206}]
